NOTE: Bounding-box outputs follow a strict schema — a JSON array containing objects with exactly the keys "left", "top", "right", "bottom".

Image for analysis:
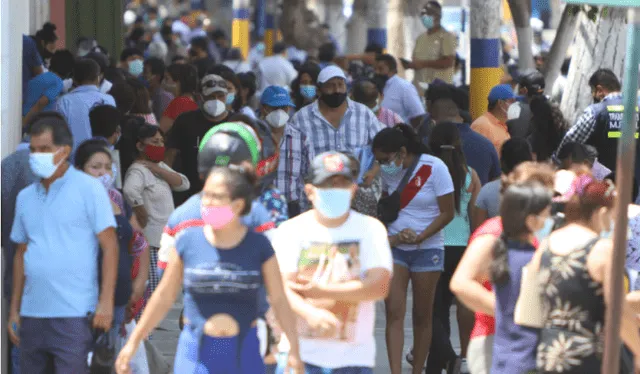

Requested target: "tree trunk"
[
  {"left": 345, "top": 0, "right": 367, "bottom": 54},
  {"left": 387, "top": 0, "right": 405, "bottom": 77},
  {"left": 507, "top": 0, "right": 535, "bottom": 72},
  {"left": 560, "top": 7, "right": 627, "bottom": 125},
  {"left": 280, "top": 0, "right": 325, "bottom": 52},
  {"left": 543, "top": 5, "right": 580, "bottom": 95}
]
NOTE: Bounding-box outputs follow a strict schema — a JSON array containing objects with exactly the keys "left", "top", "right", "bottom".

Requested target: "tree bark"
[
  {"left": 560, "top": 7, "right": 627, "bottom": 125},
  {"left": 345, "top": 0, "right": 366, "bottom": 54},
  {"left": 543, "top": 5, "right": 580, "bottom": 95},
  {"left": 507, "top": 0, "right": 535, "bottom": 72},
  {"left": 280, "top": 0, "right": 325, "bottom": 52}
]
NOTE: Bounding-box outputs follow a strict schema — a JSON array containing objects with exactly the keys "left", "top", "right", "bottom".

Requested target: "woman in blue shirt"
[{"left": 115, "top": 166, "right": 302, "bottom": 374}]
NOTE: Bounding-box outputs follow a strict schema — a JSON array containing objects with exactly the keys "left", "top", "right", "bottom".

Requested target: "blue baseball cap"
[
  {"left": 488, "top": 84, "right": 515, "bottom": 103},
  {"left": 261, "top": 86, "right": 295, "bottom": 108}
]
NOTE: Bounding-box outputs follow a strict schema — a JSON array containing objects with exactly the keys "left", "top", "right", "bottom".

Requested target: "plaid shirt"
[
  {"left": 553, "top": 92, "right": 622, "bottom": 162},
  {"left": 276, "top": 99, "right": 384, "bottom": 204}
]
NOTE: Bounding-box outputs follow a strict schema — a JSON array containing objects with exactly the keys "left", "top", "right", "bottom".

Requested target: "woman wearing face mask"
[
  {"left": 75, "top": 139, "right": 150, "bottom": 340},
  {"left": 126, "top": 77, "right": 158, "bottom": 125},
  {"left": 159, "top": 63, "right": 199, "bottom": 133},
  {"left": 372, "top": 124, "right": 455, "bottom": 374},
  {"left": 489, "top": 181, "right": 552, "bottom": 374},
  {"left": 290, "top": 62, "right": 321, "bottom": 109},
  {"left": 123, "top": 124, "right": 190, "bottom": 316},
  {"left": 115, "top": 166, "right": 303, "bottom": 374},
  {"left": 32, "top": 22, "right": 58, "bottom": 66}
]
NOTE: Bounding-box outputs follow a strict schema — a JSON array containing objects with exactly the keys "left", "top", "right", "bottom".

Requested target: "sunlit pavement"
[{"left": 152, "top": 287, "right": 462, "bottom": 373}]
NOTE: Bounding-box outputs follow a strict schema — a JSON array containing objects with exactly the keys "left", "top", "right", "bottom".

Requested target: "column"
[
  {"left": 264, "top": 0, "right": 276, "bottom": 56},
  {"left": 366, "top": 0, "right": 387, "bottom": 49},
  {"left": 255, "top": 0, "right": 266, "bottom": 40},
  {"left": 232, "top": 0, "right": 251, "bottom": 60},
  {"left": 469, "top": 0, "right": 502, "bottom": 121}
]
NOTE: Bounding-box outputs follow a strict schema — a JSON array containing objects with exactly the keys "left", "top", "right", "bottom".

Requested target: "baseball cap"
[
  {"left": 307, "top": 151, "right": 354, "bottom": 185},
  {"left": 197, "top": 122, "right": 261, "bottom": 174},
  {"left": 201, "top": 74, "right": 228, "bottom": 96},
  {"left": 317, "top": 65, "right": 347, "bottom": 85},
  {"left": 488, "top": 84, "right": 515, "bottom": 103},
  {"left": 261, "top": 86, "right": 295, "bottom": 108}
]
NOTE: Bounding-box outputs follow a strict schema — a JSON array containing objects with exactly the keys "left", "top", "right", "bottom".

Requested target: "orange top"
[{"left": 470, "top": 112, "right": 510, "bottom": 157}]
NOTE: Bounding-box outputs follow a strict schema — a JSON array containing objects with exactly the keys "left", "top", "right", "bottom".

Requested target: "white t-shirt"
[
  {"left": 381, "top": 154, "right": 454, "bottom": 251},
  {"left": 272, "top": 210, "right": 393, "bottom": 369}
]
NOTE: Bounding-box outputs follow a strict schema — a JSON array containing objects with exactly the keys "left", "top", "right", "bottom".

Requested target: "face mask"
[
  {"left": 144, "top": 144, "right": 165, "bottom": 162},
  {"left": 320, "top": 92, "right": 347, "bottom": 108},
  {"left": 128, "top": 59, "right": 144, "bottom": 77},
  {"left": 421, "top": 15, "right": 435, "bottom": 29},
  {"left": 380, "top": 154, "right": 403, "bottom": 176},
  {"left": 313, "top": 188, "right": 352, "bottom": 219},
  {"left": 535, "top": 217, "right": 555, "bottom": 241},
  {"left": 256, "top": 42, "right": 265, "bottom": 52},
  {"left": 203, "top": 99, "right": 226, "bottom": 117},
  {"left": 265, "top": 109, "right": 290, "bottom": 128},
  {"left": 226, "top": 93, "right": 236, "bottom": 106},
  {"left": 201, "top": 205, "right": 236, "bottom": 229},
  {"left": 29, "top": 150, "right": 63, "bottom": 179},
  {"left": 300, "top": 85, "right": 317, "bottom": 100},
  {"left": 96, "top": 173, "right": 115, "bottom": 190},
  {"left": 507, "top": 102, "right": 521, "bottom": 120}
]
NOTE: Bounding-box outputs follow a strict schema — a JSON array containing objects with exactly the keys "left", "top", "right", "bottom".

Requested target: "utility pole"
[
  {"left": 367, "top": 0, "right": 387, "bottom": 49},
  {"left": 232, "top": 0, "right": 251, "bottom": 59},
  {"left": 469, "top": 0, "right": 503, "bottom": 120}
]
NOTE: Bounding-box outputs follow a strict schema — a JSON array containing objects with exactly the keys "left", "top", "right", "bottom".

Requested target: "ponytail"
[
  {"left": 490, "top": 233, "right": 510, "bottom": 285},
  {"left": 394, "top": 124, "right": 431, "bottom": 154},
  {"left": 428, "top": 122, "right": 467, "bottom": 212}
]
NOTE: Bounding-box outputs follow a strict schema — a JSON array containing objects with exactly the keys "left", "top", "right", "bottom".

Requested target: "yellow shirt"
[
  {"left": 412, "top": 28, "right": 457, "bottom": 87},
  {"left": 471, "top": 112, "right": 511, "bottom": 157}
]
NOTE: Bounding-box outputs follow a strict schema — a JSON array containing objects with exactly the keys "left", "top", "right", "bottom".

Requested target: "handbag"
[
  {"left": 514, "top": 260, "right": 545, "bottom": 329},
  {"left": 377, "top": 156, "right": 421, "bottom": 224}
]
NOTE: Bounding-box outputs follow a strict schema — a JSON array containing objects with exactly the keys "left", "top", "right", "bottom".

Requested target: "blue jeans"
[
  {"left": 275, "top": 352, "right": 373, "bottom": 374},
  {"left": 391, "top": 247, "right": 444, "bottom": 272}
]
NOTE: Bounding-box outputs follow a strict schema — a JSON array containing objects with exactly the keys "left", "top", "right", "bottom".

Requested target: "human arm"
[
  {"left": 22, "top": 95, "right": 50, "bottom": 127},
  {"left": 123, "top": 168, "right": 149, "bottom": 228},
  {"left": 412, "top": 192, "right": 455, "bottom": 244},
  {"left": 450, "top": 234, "right": 497, "bottom": 315},
  {"left": 473, "top": 208, "right": 489, "bottom": 234},
  {"left": 552, "top": 106, "right": 597, "bottom": 162},
  {"left": 159, "top": 116, "right": 175, "bottom": 134},
  {"left": 138, "top": 161, "right": 190, "bottom": 191},
  {"left": 95, "top": 227, "right": 119, "bottom": 331},
  {"left": 8, "top": 243, "right": 26, "bottom": 345},
  {"left": 409, "top": 55, "right": 456, "bottom": 70},
  {"left": 468, "top": 169, "right": 481, "bottom": 232}
]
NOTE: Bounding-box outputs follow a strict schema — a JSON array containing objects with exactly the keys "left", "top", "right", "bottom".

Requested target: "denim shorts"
[
  {"left": 275, "top": 352, "right": 373, "bottom": 374},
  {"left": 392, "top": 247, "right": 444, "bottom": 272}
]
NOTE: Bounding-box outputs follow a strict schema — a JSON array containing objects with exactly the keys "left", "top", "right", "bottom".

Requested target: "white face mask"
[
  {"left": 265, "top": 109, "right": 289, "bottom": 128},
  {"left": 29, "top": 150, "right": 64, "bottom": 179},
  {"left": 96, "top": 173, "right": 115, "bottom": 190},
  {"left": 203, "top": 99, "right": 226, "bottom": 117},
  {"left": 507, "top": 102, "right": 521, "bottom": 120}
]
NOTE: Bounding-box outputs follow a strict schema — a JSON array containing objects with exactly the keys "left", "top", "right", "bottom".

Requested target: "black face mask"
[
  {"left": 41, "top": 49, "right": 54, "bottom": 60},
  {"left": 320, "top": 92, "right": 347, "bottom": 108},
  {"left": 374, "top": 74, "right": 389, "bottom": 88},
  {"left": 593, "top": 95, "right": 602, "bottom": 104}
]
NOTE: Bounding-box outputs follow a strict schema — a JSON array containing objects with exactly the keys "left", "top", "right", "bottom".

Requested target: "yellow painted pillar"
[{"left": 232, "top": 0, "right": 251, "bottom": 60}]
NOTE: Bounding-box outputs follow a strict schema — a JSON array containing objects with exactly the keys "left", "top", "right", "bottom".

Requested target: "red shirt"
[
  {"left": 468, "top": 217, "right": 539, "bottom": 339},
  {"left": 162, "top": 96, "right": 198, "bottom": 120}
]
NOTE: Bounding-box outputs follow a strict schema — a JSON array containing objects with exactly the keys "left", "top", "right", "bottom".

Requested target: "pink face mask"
[{"left": 201, "top": 205, "right": 236, "bottom": 229}]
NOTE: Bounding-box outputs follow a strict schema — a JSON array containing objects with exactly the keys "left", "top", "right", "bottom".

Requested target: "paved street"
[{"left": 151, "top": 287, "right": 463, "bottom": 373}]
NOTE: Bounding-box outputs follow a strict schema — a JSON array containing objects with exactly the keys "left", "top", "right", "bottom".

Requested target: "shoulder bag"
[{"left": 377, "top": 156, "right": 421, "bottom": 225}]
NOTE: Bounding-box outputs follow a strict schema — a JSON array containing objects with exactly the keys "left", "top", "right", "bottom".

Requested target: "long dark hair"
[
  {"left": 491, "top": 181, "right": 552, "bottom": 285},
  {"left": 126, "top": 77, "right": 153, "bottom": 115},
  {"left": 372, "top": 123, "right": 431, "bottom": 155},
  {"left": 528, "top": 96, "right": 569, "bottom": 161},
  {"left": 429, "top": 122, "right": 467, "bottom": 213}
]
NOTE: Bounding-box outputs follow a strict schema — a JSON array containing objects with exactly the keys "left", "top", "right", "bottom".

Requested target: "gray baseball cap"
[{"left": 307, "top": 151, "right": 354, "bottom": 185}]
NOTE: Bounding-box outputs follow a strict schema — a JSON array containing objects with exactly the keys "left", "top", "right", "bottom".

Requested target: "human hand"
[
  {"left": 400, "top": 58, "right": 413, "bottom": 70},
  {"left": 137, "top": 160, "right": 161, "bottom": 174},
  {"left": 303, "top": 307, "right": 340, "bottom": 338},
  {"left": 288, "top": 280, "right": 326, "bottom": 299},
  {"left": 399, "top": 229, "right": 418, "bottom": 244},
  {"left": 114, "top": 341, "right": 140, "bottom": 374},
  {"left": 93, "top": 298, "right": 114, "bottom": 332},
  {"left": 362, "top": 169, "right": 377, "bottom": 187},
  {"left": 8, "top": 311, "right": 20, "bottom": 346}
]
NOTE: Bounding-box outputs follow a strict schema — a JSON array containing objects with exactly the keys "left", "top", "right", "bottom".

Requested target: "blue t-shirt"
[
  {"left": 22, "top": 35, "right": 43, "bottom": 101},
  {"left": 455, "top": 123, "right": 501, "bottom": 185},
  {"left": 23, "top": 71, "right": 64, "bottom": 116},
  {"left": 179, "top": 229, "right": 275, "bottom": 333}
]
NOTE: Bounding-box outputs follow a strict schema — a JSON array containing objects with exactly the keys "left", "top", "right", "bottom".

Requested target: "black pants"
[{"left": 425, "top": 246, "right": 466, "bottom": 373}]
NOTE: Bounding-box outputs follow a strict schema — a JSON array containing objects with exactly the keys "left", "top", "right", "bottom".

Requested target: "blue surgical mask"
[
  {"left": 421, "top": 15, "right": 435, "bottom": 29},
  {"left": 226, "top": 93, "right": 236, "bottom": 106},
  {"left": 313, "top": 188, "right": 352, "bottom": 219},
  {"left": 380, "top": 155, "right": 403, "bottom": 176},
  {"left": 128, "top": 59, "right": 144, "bottom": 77},
  {"left": 535, "top": 217, "right": 555, "bottom": 241},
  {"left": 300, "top": 85, "right": 317, "bottom": 100}
]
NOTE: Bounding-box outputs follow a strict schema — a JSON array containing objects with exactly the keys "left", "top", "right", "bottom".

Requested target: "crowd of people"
[{"left": 2, "top": 1, "right": 640, "bottom": 374}]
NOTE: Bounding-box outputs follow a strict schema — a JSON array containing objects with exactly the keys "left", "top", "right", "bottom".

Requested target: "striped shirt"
[
  {"left": 276, "top": 99, "right": 385, "bottom": 203},
  {"left": 377, "top": 107, "right": 404, "bottom": 127}
]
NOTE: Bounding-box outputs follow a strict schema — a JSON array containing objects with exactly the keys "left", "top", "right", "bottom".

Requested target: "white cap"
[{"left": 317, "top": 65, "right": 347, "bottom": 84}]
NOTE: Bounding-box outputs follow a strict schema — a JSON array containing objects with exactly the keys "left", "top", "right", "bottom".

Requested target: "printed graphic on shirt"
[
  {"left": 184, "top": 262, "right": 262, "bottom": 294},
  {"left": 296, "top": 241, "right": 361, "bottom": 342}
]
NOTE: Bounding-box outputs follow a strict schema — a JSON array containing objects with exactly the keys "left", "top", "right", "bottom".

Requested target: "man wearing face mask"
[
  {"left": 272, "top": 151, "right": 393, "bottom": 373},
  {"left": 165, "top": 74, "right": 231, "bottom": 204},
  {"left": 119, "top": 48, "right": 144, "bottom": 77},
  {"left": 351, "top": 79, "right": 403, "bottom": 128},
  {"left": 277, "top": 66, "right": 385, "bottom": 216},
  {"left": 55, "top": 59, "right": 116, "bottom": 158},
  {"left": 8, "top": 115, "right": 118, "bottom": 373},
  {"left": 403, "top": 1, "right": 457, "bottom": 87},
  {"left": 506, "top": 70, "right": 546, "bottom": 139},
  {"left": 260, "top": 86, "right": 295, "bottom": 137},
  {"left": 554, "top": 69, "right": 640, "bottom": 199},
  {"left": 471, "top": 84, "right": 516, "bottom": 157},
  {"left": 62, "top": 51, "right": 113, "bottom": 94},
  {"left": 373, "top": 54, "right": 425, "bottom": 126}
]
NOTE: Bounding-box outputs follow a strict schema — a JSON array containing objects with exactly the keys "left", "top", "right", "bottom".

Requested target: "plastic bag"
[{"left": 116, "top": 321, "right": 150, "bottom": 374}]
